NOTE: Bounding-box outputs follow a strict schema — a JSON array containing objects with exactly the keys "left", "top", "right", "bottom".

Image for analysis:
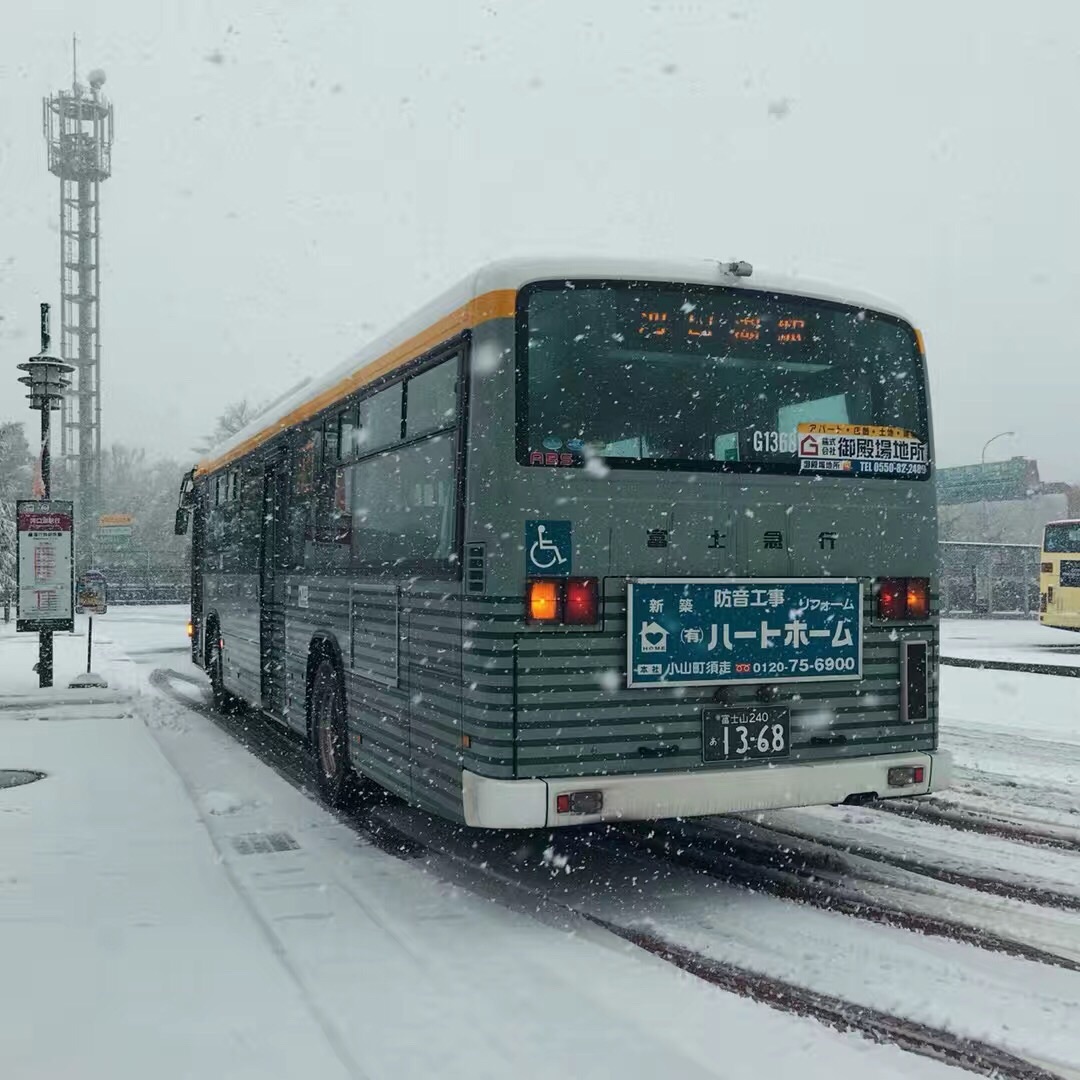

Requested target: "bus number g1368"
[{"left": 752, "top": 430, "right": 798, "bottom": 454}]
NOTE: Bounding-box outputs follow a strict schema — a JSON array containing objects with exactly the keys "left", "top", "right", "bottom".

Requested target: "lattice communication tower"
[{"left": 42, "top": 62, "right": 113, "bottom": 564}]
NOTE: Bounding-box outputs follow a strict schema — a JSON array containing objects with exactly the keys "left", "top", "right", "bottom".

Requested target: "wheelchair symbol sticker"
[{"left": 525, "top": 520, "right": 572, "bottom": 577}]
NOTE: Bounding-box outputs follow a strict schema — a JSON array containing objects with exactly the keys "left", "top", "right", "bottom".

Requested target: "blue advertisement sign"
[
  {"left": 626, "top": 578, "right": 863, "bottom": 688},
  {"left": 525, "top": 520, "right": 572, "bottom": 577}
]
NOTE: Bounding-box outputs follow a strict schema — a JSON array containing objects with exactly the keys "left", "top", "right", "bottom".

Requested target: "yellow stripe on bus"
[{"left": 195, "top": 288, "right": 517, "bottom": 477}]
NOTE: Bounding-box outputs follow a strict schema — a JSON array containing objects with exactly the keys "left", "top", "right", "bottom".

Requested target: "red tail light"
[
  {"left": 876, "top": 578, "right": 906, "bottom": 620},
  {"left": 876, "top": 577, "right": 930, "bottom": 621},
  {"left": 525, "top": 577, "right": 600, "bottom": 626},
  {"left": 564, "top": 578, "right": 599, "bottom": 625}
]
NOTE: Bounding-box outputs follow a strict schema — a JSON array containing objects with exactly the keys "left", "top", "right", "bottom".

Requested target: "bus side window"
[
  {"left": 289, "top": 432, "right": 319, "bottom": 570},
  {"left": 355, "top": 383, "right": 403, "bottom": 455},
  {"left": 240, "top": 465, "right": 262, "bottom": 571},
  {"left": 405, "top": 356, "right": 458, "bottom": 438},
  {"left": 339, "top": 407, "right": 359, "bottom": 461},
  {"left": 323, "top": 415, "right": 340, "bottom": 465},
  {"left": 349, "top": 435, "right": 457, "bottom": 568}
]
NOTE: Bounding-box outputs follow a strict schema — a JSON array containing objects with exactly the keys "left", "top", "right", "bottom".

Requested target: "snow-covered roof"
[
  {"left": 195, "top": 256, "right": 916, "bottom": 477},
  {"left": 473, "top": 256, "right": 914, "bottom": 323}
]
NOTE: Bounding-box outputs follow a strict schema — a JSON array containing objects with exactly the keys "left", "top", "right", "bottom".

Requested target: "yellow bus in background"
[{"left": 1040, "top": 520, "right": 1080, "bottom": 630}]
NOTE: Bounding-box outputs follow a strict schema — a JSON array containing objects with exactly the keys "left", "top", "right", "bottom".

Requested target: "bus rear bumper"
[{"left": 462, "top": 750, "right": 953, "bottom": 829}]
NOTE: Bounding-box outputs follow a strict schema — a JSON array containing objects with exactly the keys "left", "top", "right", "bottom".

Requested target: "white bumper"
[{"left": 462, "top": 750, "right": 953, "bottom": 829}]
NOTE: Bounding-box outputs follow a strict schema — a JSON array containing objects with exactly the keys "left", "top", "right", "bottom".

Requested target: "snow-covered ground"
[
  {"left": 941, "top": 616, "right": 1080, "bottom": 667},
  {"left": 1, "top": 609, "right": 967, "bottom": 1080}
]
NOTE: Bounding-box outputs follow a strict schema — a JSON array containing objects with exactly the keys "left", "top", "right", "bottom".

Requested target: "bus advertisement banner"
[
  {"left": 796, "top": 422, "right": 929, "bottom": 479},
  {"left": 16, "top": 499, "right": 75, "bottom": 633},
  {"left": 626, "top": 578, "right": 863, "bottom": 688}
]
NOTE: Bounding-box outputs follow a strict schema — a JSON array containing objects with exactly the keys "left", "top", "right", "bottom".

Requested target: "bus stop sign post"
[
  {"left": 15, "top": 303, "right": 74, "bottom": 688},
  {"left": 70, "top": 570, "right": 108, "bottom": 689}
]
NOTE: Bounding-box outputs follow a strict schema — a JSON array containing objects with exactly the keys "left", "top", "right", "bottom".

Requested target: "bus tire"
[
  {"left": 310, "top": 658, "right": 358, "bottom": 808},
  {"left": 207, "top": 624, "right": 238, "bottom": 714}
]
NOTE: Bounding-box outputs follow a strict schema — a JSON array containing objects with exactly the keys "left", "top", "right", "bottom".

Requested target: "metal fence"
[
  {"left": 94, "top": 550, "right": 188, "bottom": 606},
  {"left": 938, "top": 541, "right": 1040, "bottom": 617}
]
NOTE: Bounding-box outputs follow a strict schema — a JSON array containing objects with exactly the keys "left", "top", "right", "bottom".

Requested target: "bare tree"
[
  {"left": 0, "top": 423, "right": 31, "bottom": 598},
  {"left": 192, "top": 398, "right": 262, "bottom": 457}
]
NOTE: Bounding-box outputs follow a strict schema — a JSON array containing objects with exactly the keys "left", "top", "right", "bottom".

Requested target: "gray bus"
[{"left": 176, "top": 257, "right": 951, "bottom": 828}]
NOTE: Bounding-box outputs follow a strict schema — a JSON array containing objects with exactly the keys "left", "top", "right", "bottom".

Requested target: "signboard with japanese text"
[
  {"left": 16, "top": 499, "right": 74, "bottom": 632},
  {"left": 797, "top": 422, "right": 929, "bottom": 479},
  {"left": 98, "top": 512, "right": 134, "bottom": 543},
  {"left": 626, "top": 577, "right": 862, "bottom": 689},
  {"left": 937, "top": 458, "right": 1038, "bottom": 505},
  {"left": 76, "top": 570, "right": 108, "bottom": 615}
]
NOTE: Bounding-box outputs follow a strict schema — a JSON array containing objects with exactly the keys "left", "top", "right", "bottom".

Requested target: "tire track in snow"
[
  {"left": 619, "top": 823, "right": 1080, "bottom": 973},
  {"left": 870, "top": 796, "right": 1080, "bottom": 853},
  {"left": 708, "top": 816, "right": 1080, "bottom": 912},
  {"left": 587, "top": 918, "right": 1063, "bottom": 1080}
]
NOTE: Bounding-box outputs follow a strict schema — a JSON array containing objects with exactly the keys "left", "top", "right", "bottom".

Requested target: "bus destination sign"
[{"left": 626, "top": 578, "right": 863, "bottom": 688}]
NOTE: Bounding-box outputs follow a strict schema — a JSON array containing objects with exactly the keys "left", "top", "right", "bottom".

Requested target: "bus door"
[{"left": 259, "top": 457, "right": 289, "bottom": 715}]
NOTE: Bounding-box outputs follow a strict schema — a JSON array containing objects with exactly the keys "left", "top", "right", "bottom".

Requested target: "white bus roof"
[
  {"left": 196, "top": 256, "right": 917, "bottom": 477},
  {"left": 474, "top": 257, "right": 914, "bottom": 322}
]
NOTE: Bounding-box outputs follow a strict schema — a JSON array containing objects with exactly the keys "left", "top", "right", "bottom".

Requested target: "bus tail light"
[
  {"left": 1041, "top": 562, "right": 1053, "bottom": 574},
  {"left": 887, "top": 765, "right": 925, "bottom": 787},
  {"left": 185, "top": 621, "right": 193, "bottom": 639},
  {"left": 876, "top": 578, "right": 906, "bottom": 620},
  {"left": 564, "top": 578, "right": 599, "bottom": 625},
  {"left": 875, "top": 577, "right": 930, "bottom": 621},
  {"left": 526, "top": 578, "right": 600, "bottom": 626},
  {"left": 905, "top": 579, "right": 929, "bottom": 620},
  {"left": 527, "top": 580, "right": 560, "bottom": 622},
  {"left": 555, "top": 790, "right": 603, "bottom": 815}
]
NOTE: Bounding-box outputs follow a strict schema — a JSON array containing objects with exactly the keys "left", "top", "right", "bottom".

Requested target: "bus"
[
  {"left": 1040, "top": 519, "right": 1080, "bottom": 630},
  {"left": 175, "top": 257, "right": 951, "bottom": 828}
]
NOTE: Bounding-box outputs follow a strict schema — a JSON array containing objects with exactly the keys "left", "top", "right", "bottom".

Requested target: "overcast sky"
[{"left": 2, "top": 1, "right": 1078, "bottom": 478}]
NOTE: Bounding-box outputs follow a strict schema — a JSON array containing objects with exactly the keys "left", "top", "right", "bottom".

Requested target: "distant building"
[
  {"left": 937, "top": 458, "right": 1080, "bottom": 545},
  {"left": 936, "top": 457, "right": 1080, "bottom": 615}
]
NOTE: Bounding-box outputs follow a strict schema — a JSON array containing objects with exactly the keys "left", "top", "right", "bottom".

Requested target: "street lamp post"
[
  {"left": 16, "top": 304, "right": 73, "bottom": 687},
  {"left": 976, "top": 431, "right": 1018, "bottom": 586},
  {"left": 981, "top": 431, "right": 1016, "bottom": 465}
]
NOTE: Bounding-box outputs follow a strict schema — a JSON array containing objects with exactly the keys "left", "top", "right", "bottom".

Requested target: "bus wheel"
[
  {"left": 310, "top": 659, "right": 357, "bottom": 808},
  {"left": 208, "top": 634, "right": 237, "bottom": 713}
]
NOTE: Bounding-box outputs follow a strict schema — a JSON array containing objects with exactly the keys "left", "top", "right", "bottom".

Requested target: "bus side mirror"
[{"left": 174, "top": 508, "right": 190, "bottom": 536}]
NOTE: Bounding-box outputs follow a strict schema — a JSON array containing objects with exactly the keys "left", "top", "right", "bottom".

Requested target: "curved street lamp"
[{"left": 981, "top": 431, "right": 1015, "bottom": 465}]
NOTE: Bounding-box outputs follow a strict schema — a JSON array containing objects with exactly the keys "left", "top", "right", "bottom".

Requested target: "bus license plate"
[{"left": 702, "top": 707, "right": 790, "bottom": 763}]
